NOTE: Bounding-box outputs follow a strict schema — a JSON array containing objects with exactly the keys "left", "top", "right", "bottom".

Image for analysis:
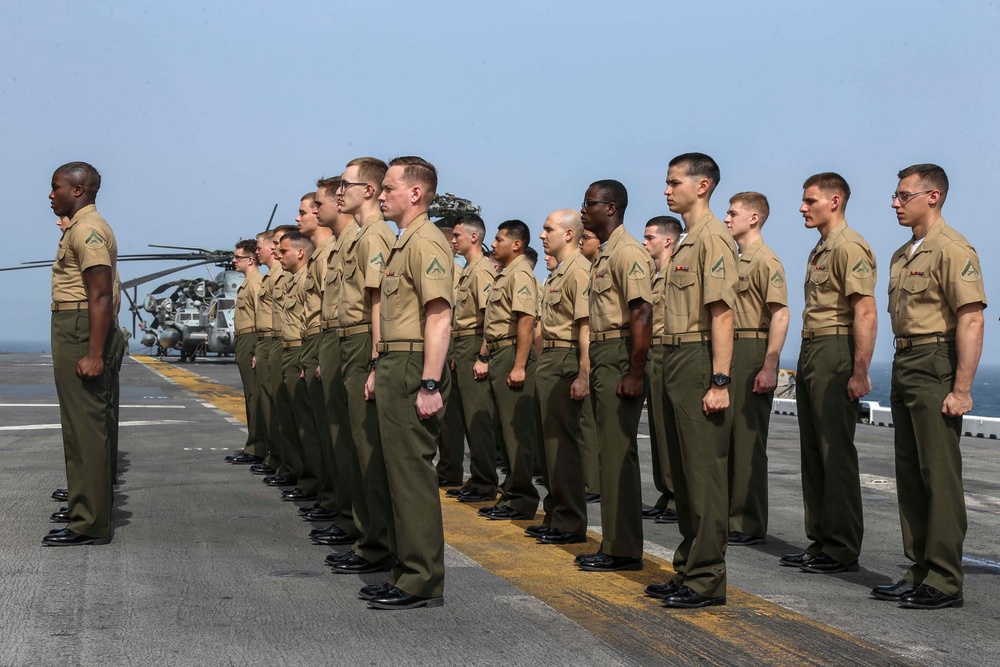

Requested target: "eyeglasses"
[
  {"left": 338, "top": 181, "right": 368, "bottom": 192},
  {"left": 232, "top": 254, "right": 253, "bottom": 262},
  {"left": 582, "top": 199, "right": 614, "bottom": 209},
  {"left": 891, "top": 190, "right": 933, "bottom": 204}
]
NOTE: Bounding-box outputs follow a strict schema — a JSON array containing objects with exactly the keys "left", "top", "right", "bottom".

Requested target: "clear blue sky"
[{"left": 2, "top": 1, "right": 997, "bottom": 367}]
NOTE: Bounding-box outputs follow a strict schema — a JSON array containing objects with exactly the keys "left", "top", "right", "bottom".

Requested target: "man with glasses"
[
  {"left": 225, "top": 239, "right": 266, "bottom": 466},
  {"left": 871, "top": 164, "right": 985, "bottom": 610},
  {"left": 576, "top": 180, "right": 653, "bottom": 573},
  {"left": 781, "top": 172, "right": 876, "bottom": 575},
  {"left": 248, "top": 230, "right": 280, "bottom": 478}
]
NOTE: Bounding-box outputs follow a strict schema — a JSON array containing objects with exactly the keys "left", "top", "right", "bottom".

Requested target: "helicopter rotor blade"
[
  {"left": 264, "top": 203, "right": 278, "bottom": 232},
  {"left": 120, "top": 258, "right": 221, "bottom": 291}
]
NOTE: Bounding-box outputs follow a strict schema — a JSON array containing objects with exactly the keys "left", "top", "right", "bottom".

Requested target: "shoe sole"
[
  {"left": 871, "top": 592, "right": 909, "bottom": 602},
  {"left": 537, "top": 537, "right": 587, "bottom": 545},
  {"left": 457, "top": 496, "right": 493, "bottom": 504},
  {"left": 313, "top": 537, "right": 358, "bottom": 546},
  {"left": 662, "top": 596, "right": 726, "bottom": 609},
  {"left": 577, "top": 562, "right": 643, "bottom": 572},
  {"left": 331, "top": 564, "right": 392, "bottom": 575},
  {"left": 799, "top": 562, "right": 860, "bottom": 574},
  {"left": 728, "top": 539, "right": 765, "bottom": 546},
  {"left": 898, "top": 598, "right": 963, "bottom": 609},
  {"left": 485, "top": 514, "right": 528, "bottom": 521},
  {"left": 42, "top": 537, "right": 111, "bottom": 547},
  {"left": 367, "top": 597, "right": 444, "bottom": 610}
]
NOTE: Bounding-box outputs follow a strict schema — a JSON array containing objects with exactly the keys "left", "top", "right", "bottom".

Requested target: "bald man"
[{"left": 529, "top": 210, "right": 593, "bottom": 545}]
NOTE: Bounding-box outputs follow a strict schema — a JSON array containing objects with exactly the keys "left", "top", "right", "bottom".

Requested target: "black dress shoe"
[
  {"left": 226, "top": 452, "right": 263, "bottom": 465},
  {"left": 577, "top": 554, "right": 643, "bottom": 572},
  {"left": 299, "top": 503, "right": 323, "bottom": 515},
  {"left": 575, "top": 549, "right": 603, "bottom": 564},
  {"left": 445, "top": 486, "right": 468, "bottom": 497},
  {"left": 537, "top": 529, "right": 586, "bottom": 545},
  {"left": 368, "top": 586, "right": 444, "bottom": 610},
  {"left": 899, "top": 584, "right": 963, "bottom": 610},
  {"left": 250, "top": 463, "right": 276, "bottom": 476},
  {"left": 437, "top": 477, "right": 462, "bottom": 488},
  {"left": 331, "top": 554, "right": 391, "bottom": 574},
  {"left": 324, "top": 549, "right": 356, "bottom": 565},
  {"left": 524, "top": 524, "right": 550, "bottom": 538},
  {"left": 51, "top": 488, "right": 68, "bottom": 502},
  {"left": 49, "top": 508, "right": 70, "bottom": 523},
  {"left": 641, "top": 505, "right": 661, "bottom": 519},
  {"left": 779, "top": 551, "right": 814, "bottom": 567},
  {"left": 871, "top": 579, "right": 916, "bottom": 601},
  {"left": 645, "top": 580, "right": 682, "bottom": 599},
  {"left": 312, "top": 527, "right": 358, "bottom": 546},
  {"left": 662, "top": 585, "right": 726, "bottom": 609},
  {"left": 799, "top": 553, "right": 859, "bottom": 574},
  {"left": 478, "top": 504, "right": 501, "bottom": 515},
  {"left": 457, "top": 488, "right": 494, "bottom": 503},
  {"left": 281, "top": 488, "right": 317, "bottom": 502},
  {"left": 654, "top": 509, "right": 678, "bottom": 524},
  {"left": 42, "top": 528, "right": 110, "bottom": 547},
  {"left": 359, "top": 581, "right": 392, "bottom": 601},
  {"left": 728, "top": 531, "right": 765, "bottom": 546},
  {"left": 263, "top": 475, "right": 294, "bottom": 487},
  {"left": 304, "top": 509, "right": 338, "bottom": 522},
  {"left": 483, "top": 506, "right": 528, "bottom": 521}
]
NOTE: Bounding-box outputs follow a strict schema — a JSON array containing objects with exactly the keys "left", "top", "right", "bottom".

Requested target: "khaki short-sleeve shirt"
[
  {"left": 453, "top": 254, "right": 497, "bottom": 331},
  {"left": 484, "top": 253, "right": 538, "bottom": 342},
  {"left": 802, "top": 221, "right": 877, "bottom": 330},
  {"left": 380, "top": 214, "right": 454, "bottom": 341},
  {"left": 734, "top": 238, "right": 788, "bottom": 330},
  {"left": 270, "top": 266, "right": 288, "bottom": 333},
  {"left": 589, "top": 225, "right": 654, "bottom": 333},
  {"left": 664, "top": 214, "right": 736, "bottom": 335},
  {"left": 321, "top": 223, "right": 358, "bottom": 327},
  {"left": 888, "top": 217, "right": 987, "bottom": 337},
  {"left": 651, "top": 271, "right": 666, "bottom": 338},
  {"left": 339, "top": 214, "right": 395, "bottom": 328},
  {"left": 235, "top": 271, "right": 263, "bottom": 331},
  {"left": 281, "top": 266, "right": 307, "bottom": 343},
  {"left": 52, "top": 204, "right": 118, "bottom": 303},
  {"left": 542, "top": 250, "right": 591, "bottom": 342},
  {"left": 303, "top": 236, "right": 336, "bottom": 332},
  {"left": 256, "top": 269, "right": 277, "bottom": 333}
]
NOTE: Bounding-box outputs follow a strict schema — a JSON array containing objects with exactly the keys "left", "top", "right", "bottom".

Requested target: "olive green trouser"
[
  {"left": 317, "top": 331, "right": 358, "bottom": 533},
  {"left": 535, "top": 347, "right": 587, "bottom": 535},
  {"left": 342, "top": 332, "right": 394, "bottom": 565},
  {"left": 253, "top": 335, "right": 274, "bottom": 463},
  {"left": 452, "top": 335, "right": 500, "bottom": 496},
  {"left": 647, "top": 345, "right": 675, "bottom": 512},
  {"left": 796, "top": 335, "right": 863, "bottom": 565},
  {"left": 435, "top": 343, "right": 466, "bottom": 483},
  {"left": 52, "top": 311, "right": 121, "bottom": 539},
  {"left": 890, "top": 341, "right": 966, "bottom": 598},
  {"left": 663, "top": 341, "right": 731, "bottom": 598},
  {"left": 489, "top": 344, "right": 540, "bottom": 518},
  {"left": 728, "top": 338, "right": 772, "bottom": 537},
  {"left": 579, "top": 386, "right": 600, "bottom": 495},
  {"left": 277, "top": 346, "right": 308, "bottom": 484},
  {"left": 374, "top": 351, "right": 450, "bottom": 598},
  {"left": 301, "top": 333, "right": 333, "bottom": 497},
  {"left": 108, "top": 325, "right": 126, "bottom": 476},
  {"left": 590, "top": 338, "right": 647, "bottom": 559},
  {"left": 235, "top": 332, "right": 264, "bottom": 457},
  {"left": 285, "top": 342, "right": 321, "bottom": 494},
  {"left": 268, "top": 338, "right": 291, "bottom": 476}
]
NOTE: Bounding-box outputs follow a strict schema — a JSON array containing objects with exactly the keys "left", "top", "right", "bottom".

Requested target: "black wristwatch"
[
  {"left": 711, "top": 373, "right": 731, "bottom": 387},
  {"left": 369, "top": 356, "right": 379, "bottom": 371},
  {"left": 477, "top": 353, "right": 490, "bottom": 363},
  {"left": 420, "top": 378, "right": 440, "bottom": 392}
]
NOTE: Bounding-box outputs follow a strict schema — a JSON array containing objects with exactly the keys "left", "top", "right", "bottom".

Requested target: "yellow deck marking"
[{"left": 135, "top": 355, "right": 915, "bottom": 666}]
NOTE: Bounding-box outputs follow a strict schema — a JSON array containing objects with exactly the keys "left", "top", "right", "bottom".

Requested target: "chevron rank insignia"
[
  {"left": 961, "top": 258, "right": 981, "bottom": 282},
  {"left": 851, "top": 258, "right": 871, "bottom": 279},
  {"left": 770, "top": 271, "right": 785, "bottom": 286},
  {"left": 628, "top": 261, "right": 645, "bottom": 278},
  {"left": 369, "top": 252, "right": 385, "bottom": 269},
  {"left": 710, "top": 255, "right": 726, "bottom": 278},
  {"left": 425, "top": 257, "right": 447, "bottom": 277},
  {"left": 517, "top": 284, "right": 532, "bottom": 298},
  {"left": 84, "top": 230, "right": 105, "bottom": 249}
]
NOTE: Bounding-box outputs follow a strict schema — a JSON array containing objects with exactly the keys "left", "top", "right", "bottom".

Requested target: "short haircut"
[
  {"left": 590, "top": 179, "right": 628, "bottom": 214},
  {"left": 55, "top": 161, "right": 101, "bottom": 193},
  {"left": 898, "top": 163, "right": 949, "bottom": 200},
  {"left": 497, "top": 219, "right": 531, "bottom": 246},
  {"left": 281, "top": 230, "right": 314, "bottom": 254},
  {"left": 524, "top": 246, "right": 538, "bottom": 268},
  {"left": 257, "top": 230, "right": 275, "bottom": 242},
  {"left": 235, "top": 238, "right": 258, "bottom": 263},
  {"left": 300, "top": 191, "right": 317, "bottom": 204},
  {"left": 645, "top": 215, "right": 682, "bottom": 239},
  {"left": 802, "top": 172, "right": 851, "bottom": 205},
  {"left": 272, "top": 224, "right": 298, "bottom": 240},
  {"left": 389, "top": 156, "right": 438, "bottom": 200},
  {"left": 453, "top": 213, "right": 486, "bottom": 241},
  {"left": 729, "top": 191, "right": 770, "bottom": 226},
  {"left": 315, "top": 176, "right": 343, "bottom": 196},
  {"left": 669, "top": 153, "right": 720, "bottom": 193},
  {"left": 347, "top": 157, "right": 389, "bottom": 188}
]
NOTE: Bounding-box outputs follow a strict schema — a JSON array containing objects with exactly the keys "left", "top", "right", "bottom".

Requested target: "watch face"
[{"left": 423, "top": 379, "right": 438, "bottom": 391}]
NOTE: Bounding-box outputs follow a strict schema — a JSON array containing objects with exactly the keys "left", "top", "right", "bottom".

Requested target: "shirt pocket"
[
  {"left": 381, "top": 276, "right": 401, "bottom": 321},
  {"left": 900, "top": 274, "right": 932, "bottom": 318},
  {"left": 667, "top": 270, "right": 698, "bottom": 316}
]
